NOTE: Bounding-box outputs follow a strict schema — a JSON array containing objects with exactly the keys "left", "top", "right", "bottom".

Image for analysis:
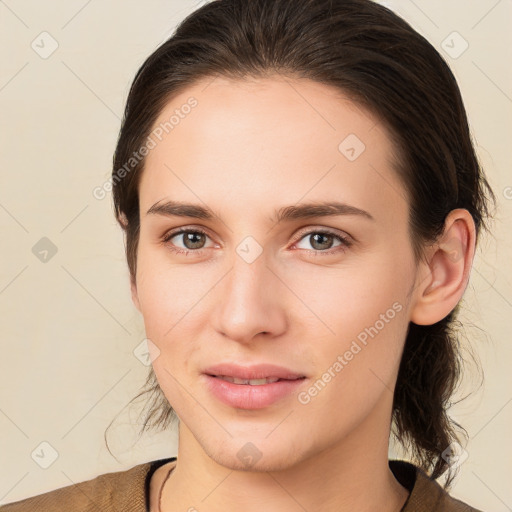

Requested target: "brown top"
[{"left": 0, "top": 458, "right": 483, "bottom": 512}]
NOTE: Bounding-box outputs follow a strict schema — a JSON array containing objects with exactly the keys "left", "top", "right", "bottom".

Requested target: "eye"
[
  {"left": 162, "top": 228, "right": 215, "bottom": 255},
  {"left": 293, "top": 228, "right": 352, "bottom": 255},
  {"left": 162, "top": 226, "right": 352, "bottom": 257}
]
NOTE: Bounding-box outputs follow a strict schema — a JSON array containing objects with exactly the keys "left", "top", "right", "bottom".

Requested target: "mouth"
[
  {"left": 202, "top": 363, "right": 308, "bottom": 409},
  {"left": 207, "top": 375, "right": 306, "bottom": 385},
  {"left": 203, "top": 362, "right": 306, "bottom": 381}
]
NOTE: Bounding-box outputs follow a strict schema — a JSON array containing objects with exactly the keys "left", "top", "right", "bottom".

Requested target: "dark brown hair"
[{"left": 109, "top": 0, "right": 495, "bottom": 485}]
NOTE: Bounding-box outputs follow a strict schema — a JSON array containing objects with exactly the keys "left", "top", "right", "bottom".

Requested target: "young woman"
[{"left": 1, "top": 0, "right": 496, "bottom": 511}]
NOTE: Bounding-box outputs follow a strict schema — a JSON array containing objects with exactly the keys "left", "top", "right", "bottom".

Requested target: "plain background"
[{"left": 0, "top": 0, "right": 511, "bottom": 509}]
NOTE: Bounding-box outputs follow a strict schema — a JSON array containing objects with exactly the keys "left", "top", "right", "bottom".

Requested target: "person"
[{"left": 1, "top": 0, "right": 496, "bottom": 510}]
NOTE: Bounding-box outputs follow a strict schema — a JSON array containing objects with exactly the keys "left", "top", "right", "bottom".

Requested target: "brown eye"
[
  {"left": 178, "top": 231, "right": 207, "bottom": 249},
  {"left": 163, "top": 228, "right": 214, "bottom": 254},
  {"left": 294, "top": 229, "right": 352, "bottom": 255},
  {"left": 308, "top": 233, "right": 336, "bottom": 250}
]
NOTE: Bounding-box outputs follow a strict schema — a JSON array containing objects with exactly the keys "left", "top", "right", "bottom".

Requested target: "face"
[{"left": 132, "top": 75, "right": 421, "bottom": 471}]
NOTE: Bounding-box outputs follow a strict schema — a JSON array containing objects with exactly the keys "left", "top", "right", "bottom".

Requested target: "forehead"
[
  {"left": 150, "top": 75, "right": 381, "bottom": 150},
  {"left": 139, "top": 75, "right": 407, "bottom": 224}
]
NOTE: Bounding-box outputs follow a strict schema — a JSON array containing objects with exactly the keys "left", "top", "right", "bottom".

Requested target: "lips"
[
  {"left": 202, "top": 363, "right": 307, "bottom": 409},
  {"left": 203, "top": 363, "right": 306, "bottom": 382}
]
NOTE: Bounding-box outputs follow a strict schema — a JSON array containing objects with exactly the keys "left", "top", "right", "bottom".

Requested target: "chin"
[{"left": 199, "top": 433, "right": 308, "bottom": 473}]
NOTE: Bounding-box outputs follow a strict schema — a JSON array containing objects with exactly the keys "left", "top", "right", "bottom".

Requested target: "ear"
[
  {"left": 131, "top": 277, "right": 141, "bottom": 312},
  {"left": 410, "top": 208, "right": 476, "bottom": 325}
]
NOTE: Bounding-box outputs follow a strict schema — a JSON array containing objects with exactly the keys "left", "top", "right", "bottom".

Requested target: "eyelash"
[{"left": 162, "top": 227, "right": 353, "bottom": 257}]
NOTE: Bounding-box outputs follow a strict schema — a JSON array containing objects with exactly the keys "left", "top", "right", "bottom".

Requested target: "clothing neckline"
[
  {"left": 143, "top": 457, "right": 416, "bottom": 512},
  {"left": 144, "top": 456, "right": 177, "bottom": 512}
]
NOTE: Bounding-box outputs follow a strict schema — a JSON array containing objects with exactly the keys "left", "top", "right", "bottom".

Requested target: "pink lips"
[
  {"left": 204, "top": 363, "right": 306, "bottom": 381},
  {"left": 203, "top": 363, "right": 307, "bottom": 410}
]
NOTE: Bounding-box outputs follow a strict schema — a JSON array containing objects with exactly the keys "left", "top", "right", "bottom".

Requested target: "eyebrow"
[{"left": 146, "top": 200, "right": 374, "bottom": 223}]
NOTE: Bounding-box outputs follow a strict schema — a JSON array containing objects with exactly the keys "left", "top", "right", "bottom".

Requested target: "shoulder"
[
  {"left": 0, "top": 458, "right": 173, "bottom": 512},
  {"left": 390, "top": 460, "right": 484, "bottom": 512}
]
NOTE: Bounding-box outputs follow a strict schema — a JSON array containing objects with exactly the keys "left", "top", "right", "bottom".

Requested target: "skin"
[{"left": 129, "top": 75, "right": 476, "bottom": 512}]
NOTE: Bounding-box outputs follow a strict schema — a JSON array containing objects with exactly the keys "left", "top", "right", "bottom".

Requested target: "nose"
[{"left": 211, "top": 250, "right": 288, "bottom": 344}]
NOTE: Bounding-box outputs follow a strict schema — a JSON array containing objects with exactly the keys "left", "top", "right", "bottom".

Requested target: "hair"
[{"left": 108, "top": 0, "right": 496, "bottom": 486}]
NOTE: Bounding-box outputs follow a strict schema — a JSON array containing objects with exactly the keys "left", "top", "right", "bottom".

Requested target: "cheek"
[
  {"left": 287, "top": 251, "right": 412, "bottom": 398},
  {"left": 282, "top": 248, "right": 412, "bottom": 340},
  {"left": 135, "top": 243, "right": 206, "bottom": 336},
  {"left": 136, "top": 255, "right": 205, "bottom": 411},
  {"left": 294, "top": 275, "right": 409, "bottom": 439},
  {"left": 134, "top": 251, "right": 208, "bottom": 394}
]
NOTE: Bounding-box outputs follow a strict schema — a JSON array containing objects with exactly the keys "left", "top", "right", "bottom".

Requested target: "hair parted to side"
[{"left": 108, "top": 0, "right": 496, "bottom": 485}]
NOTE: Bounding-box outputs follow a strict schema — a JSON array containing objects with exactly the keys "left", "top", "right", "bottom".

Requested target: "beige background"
[{"left": 0, "top": 0, "right": 511, "bottom": 509}]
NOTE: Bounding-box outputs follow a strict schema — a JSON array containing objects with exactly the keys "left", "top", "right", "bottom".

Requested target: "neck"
[{"left": 159, "top": 400, "right": 409, "bottom": 512}]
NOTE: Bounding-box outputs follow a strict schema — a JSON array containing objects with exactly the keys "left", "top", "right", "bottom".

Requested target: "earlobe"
[{"left": 410, "top": 209, "right": 476, "bottom": 326}]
